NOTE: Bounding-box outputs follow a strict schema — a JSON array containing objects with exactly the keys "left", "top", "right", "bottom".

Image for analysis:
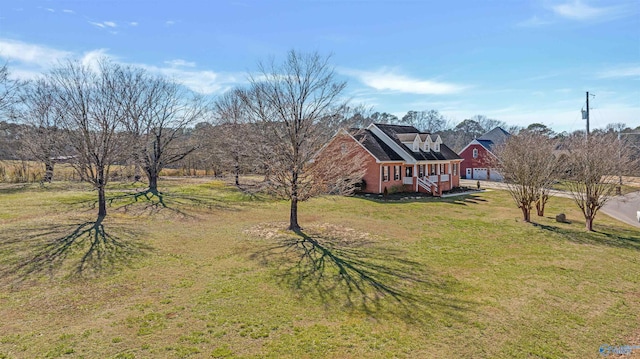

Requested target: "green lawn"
[{"left": 0, "top": 179, "right": 638, "bottom": 358}]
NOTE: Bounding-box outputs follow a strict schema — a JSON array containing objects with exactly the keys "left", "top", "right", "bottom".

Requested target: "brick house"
[
  {"left": 324, "top": 123, "right": 462, "bottom": 196},
  {"left": 458, "top": 127, "right": 510, "bottom": 180}
]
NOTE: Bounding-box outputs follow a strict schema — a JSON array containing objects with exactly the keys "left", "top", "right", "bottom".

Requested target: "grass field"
[{"left": 0, "top": 178, "right": 638, "bottom": 358}]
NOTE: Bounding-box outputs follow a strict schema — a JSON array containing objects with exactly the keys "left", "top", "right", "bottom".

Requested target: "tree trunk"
[
  {"left": 44, "top": 161, "right": 54, "bottom": 183},
  {"left": 149, "top": 174, "right": 158, "bottom": 193},
  {"left": 585, "top": 217, "right": 593, "bottom": 231},
  {"left": 289, "top": 171, "right": 300, "bottom": 231},
  {"left": 234, "top": 164, "right": 240, "bottom": 186},
  {"left": 98, "top": 185, "right": 107, "bottom": 217},
  {"left": 146, "top": 168, "right": 158, "bottom": 193},
  {"left": 536, "top": 198, "right": 545, "bottom": 217},
  {"left": 289, "top": 196, "right": 300, "bottom": 232},
  {"left": 520, "top": 205, "right": 531, "bottom": 222}
]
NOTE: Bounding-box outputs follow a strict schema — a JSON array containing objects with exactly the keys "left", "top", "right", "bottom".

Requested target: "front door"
[{"left": 466, "top": 168, "right": 472, "bottom": 179}]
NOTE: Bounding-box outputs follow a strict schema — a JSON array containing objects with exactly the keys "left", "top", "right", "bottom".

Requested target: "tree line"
[
  {"left": 0, "top": 52, "right": 366, "bottom": 230},
  {"left": 1, "top": 53, "right": 639, "bottom": 231}
]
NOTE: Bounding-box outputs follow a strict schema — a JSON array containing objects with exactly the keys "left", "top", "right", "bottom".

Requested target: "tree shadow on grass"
[
  {"left": 248, "top": 225, "right": 475, "bottom": 324},
  {"left": 441, "top": 194, "right": 488, "bottom": 206},
  {"left": 355, "top": 193, "right": 487, "bottom": 206},
  {"left": 532, "top": 222, "right": 640, "bottom": 251},
  {"left": 0, "top": 216, "right": 152, "bottom": 287},
  {"left": 98, "top": 187, "right": 245, "bottom": 218}
]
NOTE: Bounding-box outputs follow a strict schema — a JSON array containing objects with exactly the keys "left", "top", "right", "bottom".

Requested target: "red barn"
[{"left": 458, "top": 127, "right": 510, "bottom": 181}]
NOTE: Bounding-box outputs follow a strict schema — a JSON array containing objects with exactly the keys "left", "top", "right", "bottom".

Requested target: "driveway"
[
  {"left": 602, "top": 191, "right": 640, "bottom": 228},
  {"left": 460, "top": 179, "right": 640, "bottom": 229}
]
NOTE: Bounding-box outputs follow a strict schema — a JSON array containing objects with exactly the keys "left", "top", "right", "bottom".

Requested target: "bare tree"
[
  {"left": 0, "top": 63, "right": 23, "bottom": 120},
  {"left": 47, "top": 60, "right": 129, "bottom": 217},
  {"left": 240, "top": 50, "right": 356, "bottom": 231},
  {"left": 18, "top": 79, "right": 64, "bottom": 182},
  {"left": 401, "top": 109, "right": 448, "bottom": 133},
  {"left": 212, "top": 90, "right": 253, "bottom": 186},
  {"left": 472, "top": 114, "right": 506, "bottom": 133},
  {"left": 564, "top": 133, "right": 634, "bottom": 231},
  {"left": 116, "top": 67, "right": 208, "bottom": 192},
  {"left": 493, "top": 132, "right": 558, "bottom": 222}
]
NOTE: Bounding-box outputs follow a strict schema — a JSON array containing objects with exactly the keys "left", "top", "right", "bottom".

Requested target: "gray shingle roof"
[
  {"left": 351, "top": 124, "right": 461, "bottom": 162},
  {"left": 349, "top": 129, "right": 404, "bottom": 161},
  {"left": 474, "top": 127, "right": 511, "bottom": 152}
]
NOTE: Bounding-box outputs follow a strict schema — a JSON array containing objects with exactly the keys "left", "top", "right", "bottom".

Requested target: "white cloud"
[
  {"left": 0, "top": 39, "right": 71, "bottom": 68},
  {"left": 165, "top": 20, "right": 176, "bottom": 26},
  {"left": 550, "top": 0, "right": 626, "bottom": 21},
  {"left": 340, "top": 68, "right": 467, "bottom": 95},
  {"left": 89, "top": 21, "right": 106, "bottom": 29},
  {"left": 0, "top": 38, "right": 243, "bottom": 95},
  {"left": 597, "top": 65, "right": 640, "bottom": 79},
  {"left": 140, "top": 64, "right": 243, "bottom": 94},
  {"left": 164, "top": 59, "right": 196, "bottom": 68},
  {"left": 46, "top": 8, "right": 55, "bottom": 12},
  {"left": 130, "top": 22, "right": 138, "bottom": 26},
  {"left": 89, "top": 21, "right": 118, "bottom": 29},
  {"left": 63, "top": 9, "right": 75, "bottom": 14},
  {"left": 80, "top": 49, "right": 113, "bottom": 72}
]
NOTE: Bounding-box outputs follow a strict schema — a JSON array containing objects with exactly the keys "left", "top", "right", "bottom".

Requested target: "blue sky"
[{"left": 1, "top": 0, "right": 638, "bottom": 132}]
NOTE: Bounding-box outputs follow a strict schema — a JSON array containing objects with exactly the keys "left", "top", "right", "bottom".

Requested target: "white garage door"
[{"left": 473, "top": 168, "right": 488, "bottom": 180}]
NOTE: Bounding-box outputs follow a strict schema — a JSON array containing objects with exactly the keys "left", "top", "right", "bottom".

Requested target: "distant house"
[
  {"left": 458, "top": 127, "right": 510, "bottom": 180},
  {"left": 323, "top": 123, "right": 462, "bottom": 196}
]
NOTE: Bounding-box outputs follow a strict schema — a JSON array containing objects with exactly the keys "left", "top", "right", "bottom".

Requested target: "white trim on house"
[
  {"left": 366, "top": 124, "right": 417, "bottom": 164},
  {"left": 458, "top": 139, "right": 482, "bottom": 155}
]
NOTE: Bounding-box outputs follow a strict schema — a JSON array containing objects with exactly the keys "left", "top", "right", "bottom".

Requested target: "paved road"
[
  {"left": 602, "top": 191, "right": 640, "bottom": 228},
  {"left": 460, "top": 179, "right": 640, "bottom": 229}
]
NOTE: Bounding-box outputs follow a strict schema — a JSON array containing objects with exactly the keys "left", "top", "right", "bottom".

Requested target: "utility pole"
[
  {"left": 585, "top": 91, "right": 590, "bottom": 136},
  {"left": 581, "top": 91, "right": 593, "bottom": 138}
]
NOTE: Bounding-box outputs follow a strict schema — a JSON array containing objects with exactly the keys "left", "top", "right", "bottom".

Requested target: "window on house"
[
  {"left": 434, "top": 143, "right": 440, "bottom": 152},
  {"left": 394, "top": 165, "right": 401, "bottom": 180},
  {"left": 418, "top": 165, "right": 424, "bottom": 178},
  {"left": 430, "top": 164, "right": 436, "bottom": 175},
  {"left": 383, "top": 166, "right": 389, "bottom": 182},
  {"left": 340, "top": 143, "right": 347, "bottom": 155},
  {"left": 453, "top": 163, "right": 458, "bottom": 176},
  {"left": 405, "top": 167, "right": 412, "bottom": 177},
  {"left": 473, "top": 148, "right": 478, "bottom": 158}
]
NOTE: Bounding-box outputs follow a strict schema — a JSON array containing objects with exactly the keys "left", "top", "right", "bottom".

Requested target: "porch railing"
[
  {"left": 418, "top": 176, "right": 439, "bottom": 193},
  {"left": 417, "top": 177, "right": 431, "bottom": 192}
]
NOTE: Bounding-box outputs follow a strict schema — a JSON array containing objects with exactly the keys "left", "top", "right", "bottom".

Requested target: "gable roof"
[
  {"left": 353, "top": 124, "right": 461, "bottom": 162},
  {"left": 477, "top": 127, "right": 510, "bottom": 151},
  {"left": 348, "top": 128, "right": 404, "bottom": 162},
  {"left": 458, "top": 127, "right": 511, "bottom": 155}
]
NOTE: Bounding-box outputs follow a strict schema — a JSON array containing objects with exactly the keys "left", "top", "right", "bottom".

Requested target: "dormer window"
[
  {"left": 434, "top": 143, "right": 440, "bottom": 152},
  {"left": 473, "top": 148, "right": 478, "bottom": 158}
]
